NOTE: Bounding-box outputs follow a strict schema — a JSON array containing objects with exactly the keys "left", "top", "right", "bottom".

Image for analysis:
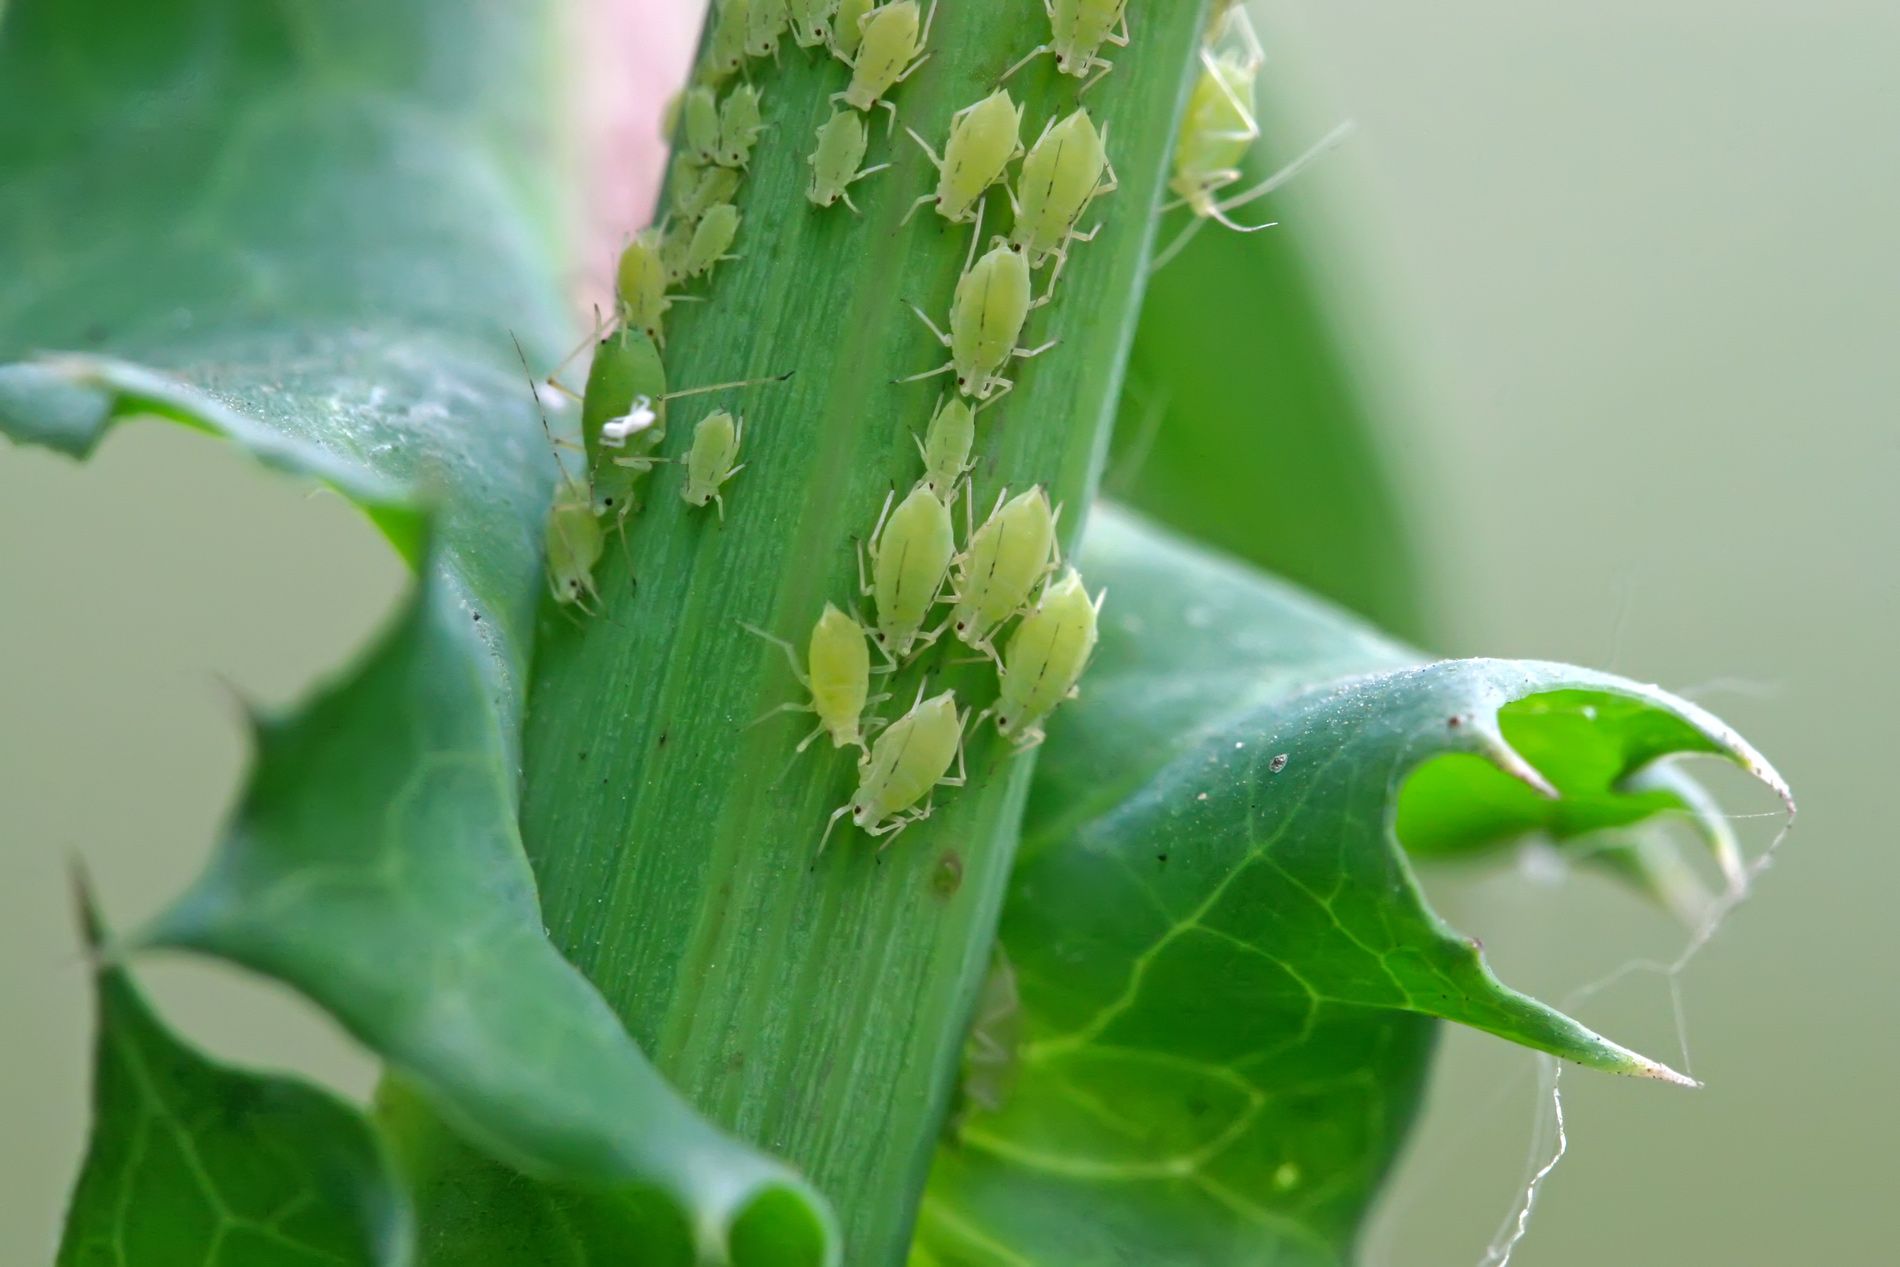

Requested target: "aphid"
[
  {"left": 904, "top": 235, "right": 1055, "bottom": 401},
  {"left": 680, "top": 409, "right": 746, "bottom": 517},
  {"left": 831, "top": 0, "right": 936, "bottom": 132},
  {"left": 659, "top": 216, "right": 696, "bottom": 285},
  {"left": 821, "top": 687, "right": 967, "bottom": 851},
  {"left": 614, "top": 229, "right": 671, "bottom": 344},
  {"left": 988, "top": 569, "right": 1102, "bottom": 750},
  {"left": 681, "top": 85, "right": 722, "bottom": 165},
  {"left": 1009, "top": 108, "right": 1118, "bottom": 278},
  {"left": 571, "top": 329, "right": 789, "bottom": 523},
  {"left": 913, "top": 395, "right": 976, "bottom": 501},
  {"left": 545, "top": 477, "right": 606, "bottom": 609},
  {"left": 579, "top": 328, "right": 670, "bottom": 521},
  {"left": 947, "top": 485, "right": 1059, "bottom": 659},
  {"left": 706, "top": 0, "right": 752, "bottom": 81},
  {"left": 998, "top": 0, "right": 1131, "bottom": 93},
  {"left": 716, "top": 83, "right": 766, "bottom": 168},
  {"left": 859, "top": 485, "right": 956, "bottom": 663},
  {"left": 806, "top": 110, "right": 890, "bottom": 212},
  {"left": 683, "top": 202, "right": 742, "bottom": 281},
  {"left": 743, "top": 603, "right": 879, "bottom": 753},
  {"left": 831, "top": 0, "right": 874, "bottom": 58},
  {"left": 902, "top": 89, "right": 1024, "bottom": 225},
  {"left": 745, "top": 0, "right": 791, "bottom": 60},
  {"left": 788, "top": 0, "right": 840, "bottom": 48},
  {"left": 671, "top": 155, "right": 742, "bottom": 224},
  {"left": 516, "top": 335, "right": 606, "bottom": 609}
]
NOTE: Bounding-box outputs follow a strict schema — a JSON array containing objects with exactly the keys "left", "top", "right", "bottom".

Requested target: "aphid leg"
[
  {"left": 995, "top": 43, "right": 1049, "bottom": 86},
  {"left": 1076, "top": 57, "right": 1115, "bottom": 97},
  {"left": 739, "top": 621, "right": 811, "bottom": 689},
  {"left": 905, "top": 301, "right": 953, "bottom": 347},
  {"left": 1012, "top": 337, "right": 1059, "bottom": 362},
  {"left": 1108, "top": 12, "right": 1131, "bottom": 48},
  {"left": 1207, "top": 119, "right": 1358, "bottom": 224},
  {"left": 749, "top": 698, "right": 815, "bottom": 730},
  {"left": 876, "top": 97, "right": 899, "bottom": 137}
]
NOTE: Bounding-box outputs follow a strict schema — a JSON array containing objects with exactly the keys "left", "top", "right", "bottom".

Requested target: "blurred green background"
[{"left": 3, "top": 0, "right": 1893, "bottom": 1261}]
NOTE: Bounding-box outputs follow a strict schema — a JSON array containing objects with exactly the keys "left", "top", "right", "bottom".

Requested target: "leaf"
[
  {"left": 60, "top": 887, "right": 411, "bottom": 1267},
  {"left": 1115, "top": 113, "right": 1428, "bottom": 641},
  {"left": 1, "top": 0, "right": 836, "bottom": 1259},
  {"left": 916, "top": 509, "right": 1790, "bottom": 1265}
]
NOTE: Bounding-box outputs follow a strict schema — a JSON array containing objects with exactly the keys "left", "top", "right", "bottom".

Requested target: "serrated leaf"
[
  {"left": 1, "top": 0, "right": 836, "bottom": 1260},
  {"left": 60, "top": 890, "right": 411, "bottom": 1267},
  {"left": 917, "top": 509, "right": 1789, "bottom": 1264}
]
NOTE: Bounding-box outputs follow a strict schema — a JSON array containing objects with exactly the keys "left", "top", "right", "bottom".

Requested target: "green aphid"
[
  {"left": 1008, "top": 108, "right": 1118, "bottom": 284},
  {"left": 831, "top": 0, "right": 935, "bottom": 132},
  {"left": 681, "top": 85, "right": 722, "bottom": 165},
  {"left": 905, "top": 235, "right": 1055, "bottom": 402},
  {"left": 902, "top": 88, "right": 1024, "bottom": 225},
  {"left": 998, "top": 0, "right": 1130, "bottom": 94},
  {"left": 614, "top": 229, "right": 671, "bottom": 344},
  {"left": 706, "top": 0, "right": 752, "bottom": 81},
  {"left": 680, "top": 409, "right": 746, "bottom": 518},
  {"left": 671, "top": 154, "right": 742, "bottom": 224},
  {"left": 545, "top": 477, "right": 606, "bottom": 610},
  {"left": 744, "top": 602, "right": 881, "bottom": 755},
  {"left": 806, "top": 110, "right": 889, "bottom": 212},
  {"left": 859, "top": 484, "right": 956, "bottom": 664},
  {"left": 831, "top": 0, "right": 875, "bottom": 58},
  {"left": 947, "top": 485, "right": 1059, "bottom": 660},
  {"left": 821, "top": 686, "right": 967, "bottom": 853},
  {"left": 716, "top": 83, "right": 766, "bottom": 169},
  {"left": 746, "top": 0, "right": 791, "bottom": 60},
  {"left": 913, "top": 395, "right": 976, "bottom": 502},
  {"left": 789, "top": 0, "right": 841, "bottom": 48},
  {"left": 683, "top": 202, "right": 742, "bottom": 281},
  {"left": 988, "top": 569, "right": 1102, "bottom": 750}
]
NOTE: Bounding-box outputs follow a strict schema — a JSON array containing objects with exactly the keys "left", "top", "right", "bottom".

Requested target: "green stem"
[{"left": 523, "top": 5, "right": 1212, "bottom": 1259}]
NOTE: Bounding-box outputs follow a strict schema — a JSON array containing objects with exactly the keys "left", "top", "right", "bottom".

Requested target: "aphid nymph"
[
  {"left": 859, "top": 484, "right": 956, "bottom": 664},
  {"left": 744, "top": 603, "right": 882, "bottom": 754},
  {"left": 681, "top": 85, "right": 722, "bottom": 165},
  {"left": 998, "top": 0, "right": 1130, "bottom": 94},
  {"left": 821, "top": 686, "right": 967, "bottom": 853},
  {"left": 987, "top": 568, "right": 1102, "bottom": 750},
  {"left": 683, "top": 202, "right": 743, "bottom": 281},
  {"left": 1008, "top": 108, "right": 1118, "bottom": 285},
  {"left": 902, "top": 88, "right": 1024, "bottom": 225},
  {"left": 716, "top": 83, "right": 766, "bottom": 168},
  {"left": 789, "top": 0, "right": 841, "bottom": 48},
  {"left": 831, "top": 0, "right": 936, "bottom": 132},
  {"left": 831, "top": 0, "right": 875, "bottom": 58},
  {"left": 807, "top": 110, "right": 890, "bottom": 212},
  {"left": 914, "top": 394, "right": 977, "bottom": 502},
  {"left": 680, "top": 409, "right": 746, "bottom": 517},
  {"left": 947, "top": 484, "right": 1059, "bottom": 660},
  {"left": 905, "top": 227, "right": 1055, "bottom": 401},
  {"left": 746, "top": 0, "right": 791, "bottom": 60}
]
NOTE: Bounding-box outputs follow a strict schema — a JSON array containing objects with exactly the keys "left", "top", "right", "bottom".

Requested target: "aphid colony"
[{"left": 532, "top": 0, "right": 1137, "bottom": 848}]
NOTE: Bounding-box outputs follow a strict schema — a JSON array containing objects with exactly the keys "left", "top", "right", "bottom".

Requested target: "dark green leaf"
[
  {"left": 2, "top": 0, "right": 836, "bottom": 1258},
  {"left": 60, "top": 889, "right": 410, "bottom": 1267},
  {"left": 1115, "top": 104, "right": 1427, "bottom": 641},
  {"left": 917, "top": 509, "right": 1789, "bottom": 1264}
]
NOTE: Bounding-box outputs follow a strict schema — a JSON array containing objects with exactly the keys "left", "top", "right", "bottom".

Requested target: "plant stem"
[{"left": 522, "top": 5, "right": 1212, "bottom": 1258}]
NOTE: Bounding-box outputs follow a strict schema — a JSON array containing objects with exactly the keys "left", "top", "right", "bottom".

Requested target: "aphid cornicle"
[
  {"left": 806, "top": 110, "right": 889, "bottom": 212},
  {"left": 902, "top": 89, "right": 1025, "bottom": 225},
  {"left": 860, "top": 485, "right": 956, "bottom": 664},
  {"left": 716, "top": 83, "right": 766, "bottom": 169},
  {"left": 680, "top": 410, "right": 746, "bottom": 517},
  {"left": 831, "top": 0, "right": 936, "bottom": 132},
  {"left": 998, "top": 0, "right": 1131, "bottom": 93},
  {"left": 788, "top": 0, "right": 840, "bottom": 48},
  {"left": 830, "top": 0, "right": 874, "bottom": 58},
  {"left": 746, "top": 0, "right": 791, "bottom": 60},
  {"left": 990, "top": 569, "right": 1102, "bottom": 750},
  {"left": 1009, "top": 108, "right": 1118, "bottom": 278},
  {"left": 914, "top": 395, "right": 976, "bottom": 502},
  {"left": 681, "top": 85, "right": 722, "bottom": 165},
  {"left": 744, "top": 603, "right": 880, "bottom": 754},
  {"left": 821, "top": 687, "right": 967, "bottom": 852},
  {"left": 905, "top": 237, "right": 1055, "bottom": 401},
  {"left": 683, "top": 203, "right": 742, "bottom": 281},
  {"left": 948, "top": 485, "right": 1059, "bottom": 659}
]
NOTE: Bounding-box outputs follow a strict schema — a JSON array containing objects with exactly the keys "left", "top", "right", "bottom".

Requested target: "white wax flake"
[{"left": 600, "top": 397, "right": 658, "bottom": 447}]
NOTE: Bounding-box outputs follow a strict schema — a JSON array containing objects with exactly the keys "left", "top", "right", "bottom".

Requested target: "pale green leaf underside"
[
  {"left": 1, "top": 0, "right": 836, "bottom": 1260},
  {"left": 917, "top": 509, "right": 1789, "bottom": 1265}
]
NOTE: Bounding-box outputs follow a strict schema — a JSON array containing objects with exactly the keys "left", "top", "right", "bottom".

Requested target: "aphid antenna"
[{"left": 661, "top": 369, "right": 796, "bottom": 402}]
